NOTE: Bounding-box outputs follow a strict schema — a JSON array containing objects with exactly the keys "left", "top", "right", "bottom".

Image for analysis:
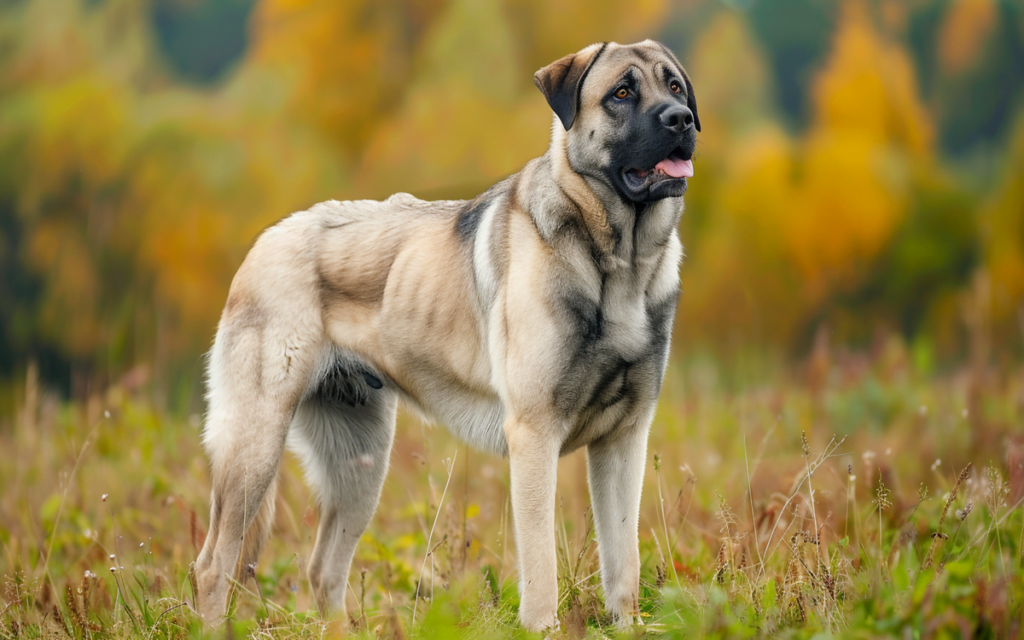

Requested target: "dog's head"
[{"left": 534, "top": 41, "right": 700, "bottom": 204}]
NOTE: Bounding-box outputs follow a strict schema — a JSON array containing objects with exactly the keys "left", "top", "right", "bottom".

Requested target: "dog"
[{"left": 194, "top": 39, "right": 698, "bottom": 632}]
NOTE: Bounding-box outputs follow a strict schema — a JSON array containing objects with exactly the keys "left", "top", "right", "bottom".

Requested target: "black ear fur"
[
  {"left": 683, "top": 72, "right": 701, "bottom": 133},
  {"left": 533, "top": 43, "right": 607, "bottom": 131}
]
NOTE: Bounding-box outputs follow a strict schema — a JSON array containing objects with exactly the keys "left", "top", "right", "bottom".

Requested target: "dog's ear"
[
  {"left": 683, "top": 71, "right": 701, "bottom": 133},
  {"left": 533, "top": 43, "right": 607, "bottom": 131}
]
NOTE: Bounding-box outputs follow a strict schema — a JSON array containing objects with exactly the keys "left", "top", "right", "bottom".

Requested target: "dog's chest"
[
  {"left": 598, "top": 269, "right": 656, "bottom": 355},
  {"left": 578, "top": 272, "right": 651, "bottom": 361},
  {"left": 554, "top": 255, "right": 675, "bottom": 432}
]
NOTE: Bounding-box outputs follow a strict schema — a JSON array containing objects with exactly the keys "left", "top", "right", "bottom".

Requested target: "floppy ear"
[
  {"left": 683, "top": 72, "right": 701, "bottom": 133},
  {"left": 533, "top": 43, "right": 607, "bottom": 131}
]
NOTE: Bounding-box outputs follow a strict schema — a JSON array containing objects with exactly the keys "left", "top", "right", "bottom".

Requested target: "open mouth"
[{"left": 622, "top": 147, "right": 694, "bottom": 192}]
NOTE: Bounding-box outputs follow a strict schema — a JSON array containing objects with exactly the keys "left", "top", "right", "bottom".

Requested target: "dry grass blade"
[
  {"left": 923, "top": 463, "right": 972, "bottom": 569},
  {"left": 412, "top": 450, "right": 457, "bottom": 626},
  {"left": 756, "top": 436, "right": 847, "bottom": 581}
]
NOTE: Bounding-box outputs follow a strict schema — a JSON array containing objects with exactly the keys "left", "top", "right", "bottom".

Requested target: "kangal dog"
[{"left": 195, "top": 39, "right": 699, "bottom": 632}]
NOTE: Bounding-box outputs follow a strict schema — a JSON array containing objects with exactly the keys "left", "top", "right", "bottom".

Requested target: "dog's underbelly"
[
  {"left": 384, "top": 334, "right": 659, "bottom": 459},
  {"left": 312, "top": 347, "right": 656, "bottom": 465},
  {"left": 390, "top": 360, "right": 640, "bottom": 459},
  {"left": 396, "top": 368, "right": 508, "bottom": 456}
]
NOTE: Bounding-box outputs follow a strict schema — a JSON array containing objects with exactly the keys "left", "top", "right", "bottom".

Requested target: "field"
[
  {"left": 2, "top": 350, "right": 1023, "bottom": 639},
  {"left": 3, "top": 0, "right": 1023, "bottom": 637}
]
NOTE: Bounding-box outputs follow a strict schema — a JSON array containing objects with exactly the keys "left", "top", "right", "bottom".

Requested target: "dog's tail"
[{"left": 237, "top": 473, "right": 277, "bottom": 582}]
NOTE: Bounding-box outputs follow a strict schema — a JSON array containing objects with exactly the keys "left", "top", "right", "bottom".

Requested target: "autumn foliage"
[{"left": 1, "top": 0, "right": 1022, "bottom": 395}]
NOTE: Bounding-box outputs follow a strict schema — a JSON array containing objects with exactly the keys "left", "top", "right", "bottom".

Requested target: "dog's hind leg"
[
  {"left": 288, "top": 373, "right": 397, "bottom": 620},
  {"left": 194, "top": 310, "right": 318, "bottom": 626}
]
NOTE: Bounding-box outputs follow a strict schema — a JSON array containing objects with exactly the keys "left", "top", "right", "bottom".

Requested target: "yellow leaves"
[
  {"left": 720, "top": 127, "right": 795, "bottom": 246},
  {"left": 355, "top": 0, "right": 546, "bottom": 194},
  {"left": 145, "top": 205, "right": 231, "bottom": 327},
  {"left": 711, "top": 123, "right": 903, "bottom": 314},
  {"left": 938, "top": 0, "right": 997, "bottom": 75},
  {"left": 358, "top": 90, "right": 549, "bottom": 195},
  {"left": 3, "top": 0, "right": 1018, "bottom": 370},
  {"left": 247, "top": 0, "right": 674, "bottom": 193},
  {"left": 780, "top": 0, "right": 929, "bottom": 287},
  {"left": 27, "top": 219, "right": 102, "bottom": 357},
  {"left": 10, "top": 75, "right": 132, "bottom": 213},
  {"left": 984, "top": 117, "right": 1024, "bottom": 331},
  {"left": 688, "top": 12, "right": 773, "bottom": 136},
  {"left": 681, "top": 0, "right": 935, "bottom": 346},
  {"left": 811, "top": 0, "right": 931, "bottom": 156},
  {"left": 418, "top": 0, "right": 521, "bottom": 102},
  {"left": 791, "top": 130, "right": 902, "bottom": 293},
  {"left": 515, "top": 0, "right": 668, "bottom": 65},
  {"left": 781, "top": 0, "right": 929, "bottom": 297},
  {"left": 250, "top": 0, "right": 443, "bottom": 154}
]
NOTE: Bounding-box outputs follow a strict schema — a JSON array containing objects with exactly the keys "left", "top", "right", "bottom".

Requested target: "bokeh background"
[
  {"left": 2, "top": 1, "right": 1024, "bottom": 636},
  {"left": 2, "top": 0, "right": 1022, "bottom": 410}
]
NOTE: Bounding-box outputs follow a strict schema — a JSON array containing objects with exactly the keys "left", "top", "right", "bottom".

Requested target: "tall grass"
[{"left": 2, "top": 355, "right": 1023, "bottom": 638}]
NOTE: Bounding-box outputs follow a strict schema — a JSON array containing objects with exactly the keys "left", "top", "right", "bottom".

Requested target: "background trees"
[{"left": 1, "top": 0, "right": 1022, "bottom": 403}]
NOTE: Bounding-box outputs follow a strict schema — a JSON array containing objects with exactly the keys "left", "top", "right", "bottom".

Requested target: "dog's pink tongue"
[{"left": 655, "top": 157, "right": 693, "bottom": 178}]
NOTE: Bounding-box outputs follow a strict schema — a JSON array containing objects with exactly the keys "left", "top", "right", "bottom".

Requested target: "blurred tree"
[
  {"left": 908, "top": 0, "right": 1024, "bottom": 157},
  {"left": 248, "top": 0, "right": 445, "bottom": 159},
  {"left": 937, "top": 0, "right": 996, "bottom": 75},
  {"left": 0, "top": 0, "right": 157, "bottom": 392},
  {"left": 746, "top": 0, "right": 837, "bottom": 129},
  {"left": 0, "top": 0, "right": 1022, "bottom": 399},
  {"left": 678, "top": 0, "right": 944, "bottom": 353},
  {"left": 984, "top": 116, "right": 1024, "bottom": 345},
  {"left": 832, "top": 175, "right": 979, "bottom": 352},
  {"left": 356, "top": 0, "right": 544, "bottom": 197},
  {"left": 152, "top": 0, "right": 256, "bottom": 82}
]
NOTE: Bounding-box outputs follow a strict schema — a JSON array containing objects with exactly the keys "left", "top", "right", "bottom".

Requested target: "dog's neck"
[
  {"left": 546, "top": 123, "right": 617, "bottom": 255},
  {"left": 541, "top": 124, "right": 683, "bottom": 265}
]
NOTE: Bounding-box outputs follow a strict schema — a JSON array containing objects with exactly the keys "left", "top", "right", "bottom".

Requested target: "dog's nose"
[{"left": 657, "top": 105, "right": 694, "bottom": 132}]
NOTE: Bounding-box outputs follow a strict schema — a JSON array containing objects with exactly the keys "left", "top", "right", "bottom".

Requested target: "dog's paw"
[
  {"left": 612, "top": 611, "right": 645, "bottom": 630},
  {"left": 520, "top": 609, "right": 560, "bottom": 634}
]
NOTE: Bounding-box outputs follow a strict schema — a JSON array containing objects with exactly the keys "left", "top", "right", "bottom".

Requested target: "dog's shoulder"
[{"left": 453, "top": 177, "right": 520, "bottom": 242}]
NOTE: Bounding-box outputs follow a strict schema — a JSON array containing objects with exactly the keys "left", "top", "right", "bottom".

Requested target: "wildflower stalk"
[
  {"left": 412, "top": 450, "right": 457, "bottom": 626},
  {"left": 801, "top": 432, "right": 822, "bottom": 568},
  {"left": 873, "top": 475, "right": 892, "bottom": 578},
  {"left": 653, "top": 453, "right": 685, "bottom": 595},
  {"left": 923, "top": 463, "right": 972, "bottom": 570}
]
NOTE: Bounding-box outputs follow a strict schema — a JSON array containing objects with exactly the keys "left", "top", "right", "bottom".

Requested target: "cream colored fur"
[{"left": 195, "top": 40, "right": 693, "bottom": 632}]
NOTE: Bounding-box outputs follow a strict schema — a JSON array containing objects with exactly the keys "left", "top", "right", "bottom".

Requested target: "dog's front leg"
[
  {"left": 506, "top": 418, "right": 560, "bottom": 632},
  {"left": 586, "top": 417, "right": 651, "bottom": 627}
]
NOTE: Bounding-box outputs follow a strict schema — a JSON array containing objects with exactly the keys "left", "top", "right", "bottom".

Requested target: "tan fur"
[{"left": 195, "top": 40, "right": 696, "bottom": 632}]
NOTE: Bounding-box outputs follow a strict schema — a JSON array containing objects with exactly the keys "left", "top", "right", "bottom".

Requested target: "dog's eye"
[
  {"left": 669, "top": 81, "right": 682, "bottom": 94},
  {"left": 614, "top": 87, "right": 629, "bottom": 99}
]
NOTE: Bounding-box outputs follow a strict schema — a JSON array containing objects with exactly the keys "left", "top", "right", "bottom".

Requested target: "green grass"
[{"left": 2, "top": 357, "right": 1023, "bottom": 638}]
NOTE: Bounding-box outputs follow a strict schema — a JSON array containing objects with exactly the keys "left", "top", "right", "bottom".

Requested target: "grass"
[{"left": 2, "top": 350, "right": 1023, "bottom": 639}]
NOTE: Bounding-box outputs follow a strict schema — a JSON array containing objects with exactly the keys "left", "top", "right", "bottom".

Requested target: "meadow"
[
  {"left": 3, "top": 344, "right": 1023, "bottom": 639},
  {"left": 2, "top": 0, "right": 1023, "bottom": 637}
]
